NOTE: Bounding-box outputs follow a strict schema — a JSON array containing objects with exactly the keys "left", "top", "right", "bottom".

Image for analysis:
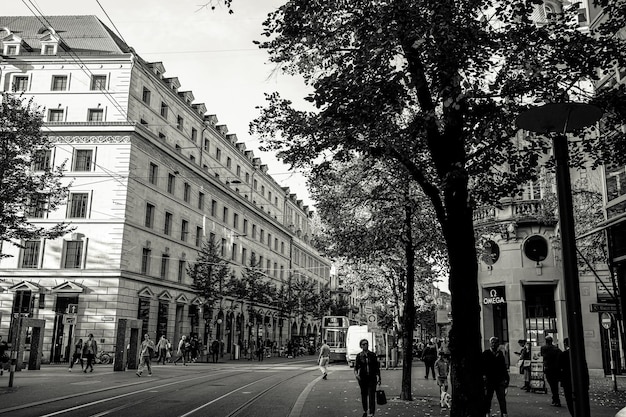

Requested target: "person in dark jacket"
[
  {"left": 82, "top": 333, "right": 98, "bottom": 373},
  {"left": 421, "top": 341, "right": 437, "bottom": 380},
  {"left": 354, "top": 339, "right": 381, "bottom": 417},
  {"left": 558, "top": 337, "right": 588, "bottom": 416},
  {"left": 541, "top": 335, "right": 562, "bottom": 407},
  {"left": 68, "top": 338, "right": 84, "bottom": 371},
  {"left": 482, "top": 336, "right": 509, "bottom": 417}
]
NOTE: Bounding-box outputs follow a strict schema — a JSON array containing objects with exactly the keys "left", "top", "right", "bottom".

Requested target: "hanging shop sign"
[{"left": 483, "top": 288, "right": 506, "bottom": 305}]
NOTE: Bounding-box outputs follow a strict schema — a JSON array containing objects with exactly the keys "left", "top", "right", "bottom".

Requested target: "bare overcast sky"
[{"left": 6, "top": 0, "right": 315, "bottom": 206}]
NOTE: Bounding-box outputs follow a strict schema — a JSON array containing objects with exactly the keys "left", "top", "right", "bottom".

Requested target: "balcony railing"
[{"left": 473, "top": 199, "right": 554, "bottom": 225}]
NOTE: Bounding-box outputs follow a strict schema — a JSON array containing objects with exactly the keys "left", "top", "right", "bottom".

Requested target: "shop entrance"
[
  {"left": 51, "top": 295, "right": 78, "bottom": 363},
  {"left": 524, "top": 284, "right": 558, "bottom": 345}
]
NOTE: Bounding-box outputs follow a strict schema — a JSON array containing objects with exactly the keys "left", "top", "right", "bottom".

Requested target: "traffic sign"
[
  {"left": 366, "top": 314, "right": 378, "bottom": 331},
  {"left": 590, "top": 303, "right": 618, "bottom": 313},
  {"left": 601, "top": 313, "right": 613, "bottom": 330}
]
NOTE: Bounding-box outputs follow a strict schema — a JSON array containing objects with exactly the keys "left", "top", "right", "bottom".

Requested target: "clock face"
[
  {"left": 481, "top": 240, "right": 500, "bottom": 265},
  {"left": 523, "top": 235, "right": 548, "bottom": 262}
]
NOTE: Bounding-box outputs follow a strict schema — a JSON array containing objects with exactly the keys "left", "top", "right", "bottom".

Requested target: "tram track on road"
[
  {"left": 0, "top": 362, "right": 318, "bottom": 417},
  {"left": 0, "top": 368, "right": 237, "bottom": 416}
]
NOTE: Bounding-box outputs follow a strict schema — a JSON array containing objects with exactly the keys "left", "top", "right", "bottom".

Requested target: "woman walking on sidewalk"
[
  {"left": 82, "top": 334, "right": 97, "bottom": 373},
  {"left": 68, "top": 338, "right": 84, "bottom": 372},
  {"left": 173, "top": 335, "right": 188, "bottom": 365},
  {"left": 354, "top": 339, "right": 381, "bottom": 417}
]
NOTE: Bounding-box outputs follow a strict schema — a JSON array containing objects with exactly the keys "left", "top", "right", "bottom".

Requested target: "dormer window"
[
  {"left": 39, "top": 27, "right": 61, "bottom": 55},
  {"left": 42, "top": 44, "right": 56, "bottom": 55},
  {"left": 6, "top": 45, "right": 18, "bottom": 55}
]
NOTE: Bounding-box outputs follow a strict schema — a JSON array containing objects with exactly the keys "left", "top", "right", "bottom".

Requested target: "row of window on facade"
[
  {"left": 11, "top": 71, "right": 286, "bottom": 211},
  {"left": 140, "top": 82, "right": 284, "bottom": 212},
  {"left": 140, "top": 243, "right": 288, "bottom": 283},
  {"left": 3, "top": 43, "right": 58, "bottom": 56},
  {"left": 11, "top": 73, "right": 107, "bottom": 93},
  {"left": 17, "top": 238, "right": 85, "bottom": 269}
]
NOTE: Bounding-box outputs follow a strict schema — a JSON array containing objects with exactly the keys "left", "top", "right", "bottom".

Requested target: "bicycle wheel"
[{"left": 99, "top": 353, "right": 111, "bottom": 364}]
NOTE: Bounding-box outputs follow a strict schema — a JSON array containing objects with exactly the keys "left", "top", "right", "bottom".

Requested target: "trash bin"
[{"left": 234, "top": 344, "right": 240, "bottom": 360}]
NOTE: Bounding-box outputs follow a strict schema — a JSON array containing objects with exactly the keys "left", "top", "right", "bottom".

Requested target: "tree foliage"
[
  {"left": 248, "top": 2, "right": 626, "bottom": 415},
  {"left": 188, "top": 239, "right": 232, "bottom": 307},
  {"left": 0, "top": 93, "right": 70, "bottom": 252},
  {"left": 308, "top": 156, "right": 445, "bottom": 399}
]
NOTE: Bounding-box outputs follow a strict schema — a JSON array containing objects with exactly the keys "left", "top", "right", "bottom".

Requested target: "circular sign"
[
  {"left": 481, "top": 240, "right": 500, "bottom": 265},
  {"left": 523, "top": 235, "right": 549, "bottom": 262},
  {"left": 601, "top": 313, "right": 612, "bottom": 330}
]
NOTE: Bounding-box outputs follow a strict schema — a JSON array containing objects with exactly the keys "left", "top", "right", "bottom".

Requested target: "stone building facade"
[{"left": 0, "top": 15, "right": 330, "bottom": 363}]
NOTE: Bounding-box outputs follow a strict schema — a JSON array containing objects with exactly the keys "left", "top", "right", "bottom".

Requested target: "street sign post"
[
  {"left": 366, "top": 314, "right": 378, "bottom": 331},
  {"left": 600, "top": 313, "right": 618, "bottom": 391},
  {"left": 590, "top": 303, "right": 619, "bottom": 313}
]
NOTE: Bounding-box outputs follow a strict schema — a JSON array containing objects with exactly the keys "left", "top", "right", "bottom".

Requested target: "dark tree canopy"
[{"left": 248, "top": 1, "right": 626, "bottom": 416}]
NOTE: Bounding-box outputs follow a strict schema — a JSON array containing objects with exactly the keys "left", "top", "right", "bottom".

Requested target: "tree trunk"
[
  {"left": 401, "top": 194, "right": 416, "bottom": 401},
  {"left": 444, "top": 176, "right": 484, "bottom": 417}
]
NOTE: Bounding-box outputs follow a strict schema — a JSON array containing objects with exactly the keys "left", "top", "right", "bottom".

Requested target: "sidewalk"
[
  {"left": 0, "top": 356, "right": 624, "bottom": 417},
  {"left": 301, "top": 360, "right": 626, "bottom": 417}
]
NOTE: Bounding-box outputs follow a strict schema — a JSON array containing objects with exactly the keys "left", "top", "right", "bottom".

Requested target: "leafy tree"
[
  {"left": 309, "top": 157, "right": 444, "bottom": 399},
  {"left": 188, "top": 239, "right": 232, "bottom": 311},
  {"left": 0, "top": 93, "right": 70, "bottom": 254},
  {"left": 248, "top": 2, "right": 626, "bottom": 415},
  {"left": 226, "top": 253, "right": 276, "bottom": 342}
]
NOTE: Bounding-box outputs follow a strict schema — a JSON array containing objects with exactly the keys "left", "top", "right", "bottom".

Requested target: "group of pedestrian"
[
  {"left": 68, "top": 333, "right": 97, "bottom": 373},
  {"left": 482, "top": 334, "right": 585, "bottom": 417}
]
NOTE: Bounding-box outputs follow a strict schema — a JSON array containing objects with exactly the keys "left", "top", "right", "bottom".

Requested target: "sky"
[{"left": 5, "top": 0, "right": 315, "bottom": 206}]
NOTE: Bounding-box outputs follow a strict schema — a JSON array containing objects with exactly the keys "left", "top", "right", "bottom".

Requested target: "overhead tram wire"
[
  {"left": 21, "top": 0, "right": 131, "bottom": 122},
  {"left": 95, "top": 0, "right": 129, "bottom": 45}
]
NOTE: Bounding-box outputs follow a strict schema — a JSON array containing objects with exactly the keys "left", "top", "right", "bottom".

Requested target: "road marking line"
[
  {"left": 289, "top": 374, "right": 323, "bottom": 417},
  {"left": 178, "top": 376, "right": 275, "bottom": 417}
]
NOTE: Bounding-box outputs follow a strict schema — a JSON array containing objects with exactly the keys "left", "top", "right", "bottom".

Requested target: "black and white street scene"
[{"left": 1, "top": 1, "right": 626, "bottom": 417}]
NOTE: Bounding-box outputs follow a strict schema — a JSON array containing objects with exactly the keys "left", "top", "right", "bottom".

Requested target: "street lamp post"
[{"left": 517, "top": 102, "right": 602, "bottom": 417}]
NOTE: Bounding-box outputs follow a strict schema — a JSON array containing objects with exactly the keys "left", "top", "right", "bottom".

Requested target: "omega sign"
[{"left": 483, "top": 288, "right": 506, "bottom": 305}]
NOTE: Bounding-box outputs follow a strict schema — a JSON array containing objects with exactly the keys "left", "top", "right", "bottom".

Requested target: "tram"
[{"left": 321, "top": 316, "right": 351, "bottom": 362}]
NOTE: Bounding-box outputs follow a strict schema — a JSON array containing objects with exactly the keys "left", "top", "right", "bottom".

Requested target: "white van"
[{"left": 346, "top": 325, "right": 375, "bottom": 367}]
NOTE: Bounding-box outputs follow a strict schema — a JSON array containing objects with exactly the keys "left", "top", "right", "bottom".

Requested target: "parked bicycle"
[{"left": 94, "top": 351, "right": 113, "bottom": 364}]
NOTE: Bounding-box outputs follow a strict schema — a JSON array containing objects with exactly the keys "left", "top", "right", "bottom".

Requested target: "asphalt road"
[
  {"left": 0, "top": 359, "right": 319, "bottom": 417},
  {"left": 0, "top": 357, "right": 624, "bottom": 417}
]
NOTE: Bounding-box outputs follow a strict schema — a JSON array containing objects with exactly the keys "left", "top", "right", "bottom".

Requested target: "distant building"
[{"left": 0, "top": 16, "right": 330, "bottom": 363}]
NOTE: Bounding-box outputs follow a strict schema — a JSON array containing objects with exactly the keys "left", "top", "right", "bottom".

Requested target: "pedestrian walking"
[
  {"left": 482, "top": 336, "right": 509, "bottom": 417},
  {"left": 318, "top": 339, "right": 330, "bottom": 380},
  {"left": 421, "top": 340, "right": 437, "bottom": 380},
  {"left": 514, "top": 340, "right": 532, "bottom": 391},
  {"left": 136, "top": 333, "right": 155, "bottom": 377},
  {"left": 0, "top": 335, "right": 9, "bottom": 376},
  {"left": 190, "top": 335, "right": 199, "bottom": 362},
  {"left": 256, "top": 338, "right": 265, "bottom": 362},
  {"left": 541, "top": 335, "right": 562, "bottom": 407},
  {"left": 434, "top": 351, "right": 450, "bottom": 408},
  {"left": 211, "top": 339, "right": 220, "bottom": 363},
  {"left": 155, "top": 335, "right": 169, "bottom": 364},
  {"left": 173, "top": 335, "right": 188, "bottom": 365},
  {"left": 558, "top": 337, "right": 588, "bottom": 416},
  {"left": 82, "top": 333, "right": 98, "bottom": 373},
  {"left": 354, "top": 338, "right": 381, "bottom": 417},
  {"left": 68, "top": 338, "right": 84, "bottom": 372}
]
